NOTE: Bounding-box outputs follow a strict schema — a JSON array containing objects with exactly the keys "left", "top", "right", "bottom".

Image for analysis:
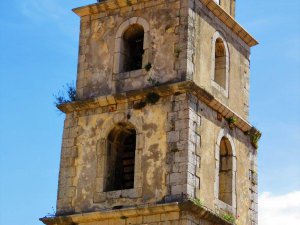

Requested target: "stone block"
[
  {"left": 175, "top": 119, "right": 189, "bottom": 130},
  {"left": 126, "top": 216, "right": 143, "bottom": 225},
  {"left": 160, "top": 212, "right": 180, "bottom": 221},
  {"left": 106, "top": 190, "right": 122, "bottom": 199},
  {"left": 167, "top": 131, "right": 180, "bottom": 143},
  {"left": 108, "top": 219, "right": 125, "bottom": 225},
  {"left": 143, "top": 214, "right": 161, "bottom": 223},
  {"left": 171, "top": 184, "right": 186, "bottom": 195}
]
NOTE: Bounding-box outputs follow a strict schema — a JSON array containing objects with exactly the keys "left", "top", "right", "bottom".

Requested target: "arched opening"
[
  {"left": 122, "top": 24, "right": 144, "bottom": 72},
  {"left": 214, "top": 38, "right": 226, "bottom": 89},
  {"left": 219, "top": 137, "right": 233, "bottom": 205},
  {"left": 105, "top": 123, "right": 136, "bottom": 192}
]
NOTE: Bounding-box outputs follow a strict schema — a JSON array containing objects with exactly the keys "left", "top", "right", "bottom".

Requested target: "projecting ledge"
[
  {"left": 57, "top": 81, "right": 258, "bottom": 134},
  {"left": 200, "top": 0, "right": 258, "bottom": 47},
  {"left": 40, "top": 201, "right": 233, "bottom": 225}
]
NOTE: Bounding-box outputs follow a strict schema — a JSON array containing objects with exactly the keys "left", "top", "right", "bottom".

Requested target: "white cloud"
[
  {"left": 20, "top": 0, "right": 65, "bottom": 21},
  {"left": 18, "top": 0, "right": 79, "bottom": 47},
  {"left": 259, "top": 191, "right": 300, "bottom": 225}
]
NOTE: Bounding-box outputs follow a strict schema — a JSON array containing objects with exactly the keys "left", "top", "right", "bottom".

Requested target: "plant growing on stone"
[
  {"left": 45, "top": 206, "right": 56, "bottom": 218},
  {"left": 54, "top": 82, "right": 77, "bottom": 106},
  {"left": 144, "top": 62, "right": 152, "bottom": 72},
  {"left": 249, "top": 127, "right": 262, "bottom": 149},
  {"left": 226, "top": 116, "right": 237, "bottom": 129},
  {"left": 192, "top": 198, "right": 204, "bottom": 207},
  {"left": 222, "top": 213, "right": 236, "bottom": 224}
]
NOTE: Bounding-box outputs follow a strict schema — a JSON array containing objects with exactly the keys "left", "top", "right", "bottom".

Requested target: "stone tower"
[{"left": 41, "top": 0, "right": 260, "bottom": 225}]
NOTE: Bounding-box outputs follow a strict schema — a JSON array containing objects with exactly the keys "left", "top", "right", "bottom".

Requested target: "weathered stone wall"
[
  {"left": 189, "top": 0, "right": 250, "bottom": 119},
  {"left": 76, "top": 0, "right": 188, "bottom": 100},
  {"left": 57, "top": 93, "right": 193, "bottom": 215},
  {"left": 57, "top": 92, "right": 258, "bottom": 224},
  {"left": 185, "top": 94, "right": 258, "bottom": 225},
  {"left": 75, "top": 212, "right": 187, "bottom": 225},
  {"left": 77, "top": 215, "right": 216, "bottom": 225},
  {"left": 76, "top": 0, "right": 249, "bottom": 120},
  {"left": 54, "top": 1, "right": 258, "bottom": 224}
]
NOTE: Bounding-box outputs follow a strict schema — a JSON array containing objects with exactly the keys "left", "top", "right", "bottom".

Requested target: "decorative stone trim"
[
  {"left": 199, "top": 0, "right": 258, "bottom": 47},
  {"left": 113, "top": 17, "right": 151, "bottom": 74},
  {"left": 57, "top": 81, "right": 260, "bottom": 136},
  {"left": 40, "top": 201, "right": 233, "bottom": 225},
  {"left": 112, "top": 69, "right": 147, "bottom": 81},
  {"left": 73, "top": 0, "right": 164, "bottom": 17},
  {"left": 211, "top": 31, "right": 230, "bottom": 98},
  {"left": 93, "top": 115, "right": 144, "bottom": 203},
  {"left": 214, "top": 129, "right": 237, "bottom": 215},
  {"left": 73, "top": 0, "right": 258, "bottom": 47}
]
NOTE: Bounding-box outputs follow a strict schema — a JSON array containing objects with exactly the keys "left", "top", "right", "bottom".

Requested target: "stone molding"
[
  {"left": 73, "top": 0, "right": 161, "bottom": 17},
  {"left": 40, "top": 201, "right": 233, "bottom": 225},
  {"left": 93, "top": 116, "right": 144, "bottom": 202},
  {"left": 57, "top": 81, "right": 259, "bottom": 135},
  {"left": 72, "top": 0, "right": 258, "bottom": 47},
  {"left": 113, "top": 17, "right": 151, "bottom": 74},
  {"left": 199, "top": 0, "right": 258, "bottom": 47},
  {"left": 210, "top": 31, "right": 230, "bottom": 98},
  {"left": 214, "top": 128, "right": 237, "bottom": 215}
]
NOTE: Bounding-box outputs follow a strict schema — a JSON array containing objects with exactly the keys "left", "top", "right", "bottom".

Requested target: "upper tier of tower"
[{"left": 72, "top": 0, "right": 257, "bottom": 120}]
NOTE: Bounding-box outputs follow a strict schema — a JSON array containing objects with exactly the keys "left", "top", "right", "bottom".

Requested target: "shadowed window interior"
[
  {"left": 214, "top": 38, "right": 226, "bottom": 89},
  {"left": 105, "top": 123, "right": 136, "bottom": 192},
  {"left": 219, "top": 137, "right": 233, "bottom": 205},
  {"left": 122, "top": 24, "right": 144, "bottom": 72}
]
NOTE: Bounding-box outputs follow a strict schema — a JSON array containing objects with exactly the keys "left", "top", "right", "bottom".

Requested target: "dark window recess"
[
  {"left": 214, "top": 38, "right": 226, "bottom": 89},
  {"left": 106, "top": 123, "right": 136, "bottom": 192},
  {"left": 123, "top": 24, "right": 144, "bottom": 72},
  {"left": 218, "top": 137, "right": 233, "bottom": 205}
]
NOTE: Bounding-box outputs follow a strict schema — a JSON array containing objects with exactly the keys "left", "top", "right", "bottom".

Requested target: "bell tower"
[{"left": 41, "top": 0, "right": 260, "bottom": 225}]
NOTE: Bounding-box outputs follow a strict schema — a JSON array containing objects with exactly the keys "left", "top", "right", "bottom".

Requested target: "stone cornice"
[
  {"left": 73, "top": 0, "right": 155, "bottom": 17},
  {"left": 40, "top": 201, "right": 233, "bottom": 225},
  {"left": 199, "top": 0, "right": 258, "bottom": 47},
  {"left": 73, "top": 0, "right": 258, "bottom": 47},
  {"left": 57, "top": 81, "right": 259, "bottom": 134}
]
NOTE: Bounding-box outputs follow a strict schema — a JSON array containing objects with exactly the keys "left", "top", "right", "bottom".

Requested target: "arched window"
[
  {"left": 122, "top": 24, "right": 144, "bottom": 72},
  {"left": 214, "top": 38, "right": 226, "bottom": 89},
  {"left": 211, "top": 32, "right": 229, "bottom": 97},
  {"left": 114, "top": 17, "right": 150, "bottom": 74},
  {"left": 219, "top": 137, "right": 233, "bottom": 205},
  {"left": 105, "top": 123, "right": 136, "bottom": 192}
]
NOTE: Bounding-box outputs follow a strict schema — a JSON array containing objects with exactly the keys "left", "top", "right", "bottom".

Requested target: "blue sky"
[{"left": 0, "top": 0, "right": 299, "bottom": 224}]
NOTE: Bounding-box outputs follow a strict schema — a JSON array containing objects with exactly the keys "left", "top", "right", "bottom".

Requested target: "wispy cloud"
[
  {"left": 18, "top": 0, "right": 80, "bottom": 53},
  {"left": 259, "top": 191, "right": 300, "bottom": 225},
  {"left": 20, "top": 0, "right": 65, "bottom": 21}
]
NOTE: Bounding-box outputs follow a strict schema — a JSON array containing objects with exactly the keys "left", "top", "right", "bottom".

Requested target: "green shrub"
[
  {"left": 222, "top": 213, "right": 236, "bottom": 224},
  {"left": 54, "top": 82, "right": 77, "bottom": 106}
]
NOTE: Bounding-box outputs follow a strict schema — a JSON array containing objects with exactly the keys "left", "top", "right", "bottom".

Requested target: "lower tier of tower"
[
  {"left": 41, "top": 201, "right": 233, "bottom": 225},
  {"left": 47, "top": 81, "right": 258, "bottom": 225}
]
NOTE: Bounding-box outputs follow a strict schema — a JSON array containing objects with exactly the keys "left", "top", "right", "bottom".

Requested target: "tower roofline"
[
  {"left": 72, "top": 0, "right": 258, "bottom": 47},
  {"left": 200, "top": 0, "right": 258, "bottom": 47}
]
